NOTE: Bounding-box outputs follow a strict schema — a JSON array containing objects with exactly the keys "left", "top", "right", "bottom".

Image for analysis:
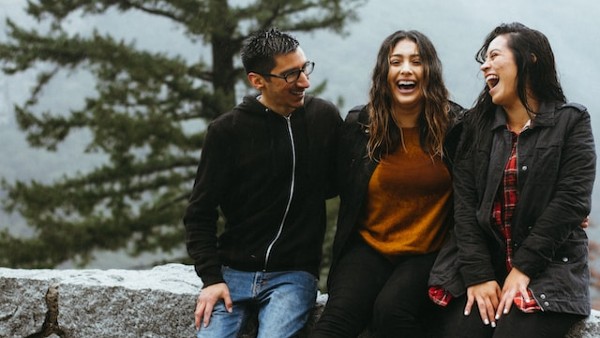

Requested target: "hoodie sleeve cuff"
[{"left": 195, "top": 265, "right": 225, "bottom": 288}]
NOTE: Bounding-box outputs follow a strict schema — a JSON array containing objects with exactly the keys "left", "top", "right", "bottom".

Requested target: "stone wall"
[{"left": 0, "top": 264, "right": 598, "bottom": 337}]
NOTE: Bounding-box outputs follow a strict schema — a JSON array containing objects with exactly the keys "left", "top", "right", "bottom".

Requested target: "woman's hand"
[
  {"left": 465, "top": 280, "right": 502, "bottom": 327},
  {"left": 496, "top": 267, "right": 530, "bottom": 320}
]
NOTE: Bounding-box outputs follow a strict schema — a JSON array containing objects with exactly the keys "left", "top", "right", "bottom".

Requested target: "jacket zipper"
[{"left": 263, "top": 115, "right": 296, "bottom": 270}]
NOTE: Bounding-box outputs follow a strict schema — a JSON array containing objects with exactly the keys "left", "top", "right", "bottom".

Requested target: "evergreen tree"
[{"left": 0, "top": 0, "right": 363, "bottom": 268}]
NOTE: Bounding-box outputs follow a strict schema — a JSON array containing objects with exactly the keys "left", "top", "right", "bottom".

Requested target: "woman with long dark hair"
[
  {"left": 310, "top": 30, "right": 463, "bottom": 338},
  {"left": 430, "top": 22, "right": 595, "bottom": 338}
]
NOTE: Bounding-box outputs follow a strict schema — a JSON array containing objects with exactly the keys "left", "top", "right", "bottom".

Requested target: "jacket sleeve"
[
  {"left": 183, "top": 120, "right": 231, "bottom": 287},
  {"left": 512, "top": 108, "right": 596, "bottom": 278},
  {"left": 453, "top": 127, "right": 498, "bottom": 287}
]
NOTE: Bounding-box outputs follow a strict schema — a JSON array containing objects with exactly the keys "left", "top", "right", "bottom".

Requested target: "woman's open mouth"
[
  {"left": 485, "top": 75, "right": 499, "bottom": 90},
  {"left": 396, "top": 80, "right": 417, "bottom": 92}
]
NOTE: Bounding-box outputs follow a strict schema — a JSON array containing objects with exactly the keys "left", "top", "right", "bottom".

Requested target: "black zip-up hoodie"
[{"left": 184, "top": 94, "right": 341, "bottom": 287}]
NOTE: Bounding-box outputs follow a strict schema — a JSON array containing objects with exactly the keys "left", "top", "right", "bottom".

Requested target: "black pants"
[
  {"left": 435, "top": 294, "right": 586, "bottom": 338},
  {"left": 310, "top": 235, "right": 439, "bottom": 338}
]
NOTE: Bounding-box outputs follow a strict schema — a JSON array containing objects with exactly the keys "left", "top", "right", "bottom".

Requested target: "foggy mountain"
[{"left": 1, "top": 0, "right": 600, "bottom": 266}]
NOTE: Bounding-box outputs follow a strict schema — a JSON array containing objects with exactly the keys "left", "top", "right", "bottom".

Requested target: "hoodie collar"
[{"left": 240, "top": 94, "right": 310, "bottom": 118}]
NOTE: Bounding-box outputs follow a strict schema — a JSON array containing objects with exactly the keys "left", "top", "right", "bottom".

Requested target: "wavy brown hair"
[{"left": 366, "top": 30, "right": 450, "bottom": 161}]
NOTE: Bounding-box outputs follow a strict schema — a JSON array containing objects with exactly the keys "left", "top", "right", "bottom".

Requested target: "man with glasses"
[{"left": 184, "top": 27, "right": 341, "bottom": 337}]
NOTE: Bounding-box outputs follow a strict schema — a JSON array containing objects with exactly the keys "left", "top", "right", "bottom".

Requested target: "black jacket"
[
  {"left": 330, "top": 102, "right": 464, "bottom": 274},
  {"left": 183, "top": 95, "right": 341, "bottom": 287},
  {"left": 430, "top": 101, "right": 595, "bottom": 315}
]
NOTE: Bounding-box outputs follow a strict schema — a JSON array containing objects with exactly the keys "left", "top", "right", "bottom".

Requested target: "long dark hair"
[
  {"left": 466, "top": 22, "right": 566, "bottom": 151},
  {"left": 366, "top": 30, "right": 450, "bottom": 161}
]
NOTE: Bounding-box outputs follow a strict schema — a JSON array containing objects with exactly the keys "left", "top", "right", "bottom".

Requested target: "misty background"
[{"left": 1, "top": 0, "right": 600, "bottom": 269}]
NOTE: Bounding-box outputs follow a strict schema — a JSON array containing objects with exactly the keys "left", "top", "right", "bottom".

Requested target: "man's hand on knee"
[{"left": 195, "top": 283, "right": 233, "bottom": 329}]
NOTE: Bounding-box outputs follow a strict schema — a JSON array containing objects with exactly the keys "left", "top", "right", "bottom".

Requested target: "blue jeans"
[{"left": 197, "top": 267, "right": 318, "bottom": 338}]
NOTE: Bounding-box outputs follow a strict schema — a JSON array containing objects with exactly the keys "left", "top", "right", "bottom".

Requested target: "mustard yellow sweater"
[{"left": 359, "top": 127, "right": 452, "bottom": 257}]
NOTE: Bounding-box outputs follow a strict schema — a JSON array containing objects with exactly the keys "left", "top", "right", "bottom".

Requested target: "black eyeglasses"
[{"left": 258, "top": 61, "right": 315, "bottom": 83}]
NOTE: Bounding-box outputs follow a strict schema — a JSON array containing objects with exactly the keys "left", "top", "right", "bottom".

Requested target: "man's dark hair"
[{"left": 241, "top": 27, "right": 300, "bottom": 75}]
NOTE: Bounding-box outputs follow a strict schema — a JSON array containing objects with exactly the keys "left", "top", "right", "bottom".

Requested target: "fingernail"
[
  {"left": 484, "top": 319, "right": 489, "bottom": 325},
  {"left": 504, "top": 308, "right": 509, "bottom": 314},
  {"left": 464, "top": 311, "right": 469, "bottom": 316},
  {"left": 495, "top": 314, "right": 500, "bottom": 320},
  {"left": 491, "top": 322, "right": 496, "bottom": 328}
]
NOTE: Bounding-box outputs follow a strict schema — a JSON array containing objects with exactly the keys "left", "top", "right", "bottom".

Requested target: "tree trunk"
[{"left": 210, "top": 0, "right": 237, "bottom": 112}]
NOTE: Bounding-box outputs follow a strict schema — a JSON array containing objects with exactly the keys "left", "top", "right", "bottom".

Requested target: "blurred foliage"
[
  {"left": 0, "top": 0, "right": 364, "bottom": 268},
  {"left": 319, "top": 196, "right": 339, "bottom": 291}
]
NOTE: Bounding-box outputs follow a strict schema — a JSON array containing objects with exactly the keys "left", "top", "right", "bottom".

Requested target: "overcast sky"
[{"left": 1, "top": 0, "right": 600, "bottom": 215}]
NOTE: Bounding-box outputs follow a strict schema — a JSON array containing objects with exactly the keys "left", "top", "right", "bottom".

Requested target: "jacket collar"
[
  {"left": 490, "top": 100, "right": 561, "bottom": 131},
  {"left": 357, "top": 105, "right": 370, "bottom": 125},
  {"left": 533, "top": 100, "right": 562, "bottom": 127},
  {"left": 349, "top": 105, "right": 370, "bottom": 136}
]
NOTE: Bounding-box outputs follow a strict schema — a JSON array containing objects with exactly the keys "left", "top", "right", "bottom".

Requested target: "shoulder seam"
[
  {"left": 561, "top": 102, "right": 587, "bottom": 112},
  {"left": 345, "top": 104, "right": 366, "bottom": 124}
]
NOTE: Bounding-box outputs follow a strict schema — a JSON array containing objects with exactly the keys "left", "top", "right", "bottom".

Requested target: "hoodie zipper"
[{"left": 263, "top": 114, "right": 296, "bottom": 270}]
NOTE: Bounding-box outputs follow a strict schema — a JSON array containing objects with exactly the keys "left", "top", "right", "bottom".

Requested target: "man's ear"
[{"left": 247, "top": 72, "right": 265, "bottom": 90}]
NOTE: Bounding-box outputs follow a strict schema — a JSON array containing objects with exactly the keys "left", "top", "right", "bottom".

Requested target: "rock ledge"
[{"left": 0, "top": 264, "right": 598, "bottom": 337}]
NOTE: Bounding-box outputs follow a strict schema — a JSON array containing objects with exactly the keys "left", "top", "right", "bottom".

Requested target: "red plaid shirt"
[{"left": 492, "top": 130, "right": 519, "bottom": 272}]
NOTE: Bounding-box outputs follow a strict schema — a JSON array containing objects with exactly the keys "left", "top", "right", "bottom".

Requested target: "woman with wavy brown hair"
[{"left": 310, "top": 30, "right": 464, "bottom": 338}]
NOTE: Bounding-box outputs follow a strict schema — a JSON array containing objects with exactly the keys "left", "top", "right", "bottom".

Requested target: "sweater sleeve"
[{"left": 183, "top": 120, "right": 231, "bottom": 287}]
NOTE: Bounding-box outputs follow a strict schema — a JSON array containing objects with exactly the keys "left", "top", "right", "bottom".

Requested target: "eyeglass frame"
[{"left": 254, "top": 61, "right": 315, "bottom": 83}]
